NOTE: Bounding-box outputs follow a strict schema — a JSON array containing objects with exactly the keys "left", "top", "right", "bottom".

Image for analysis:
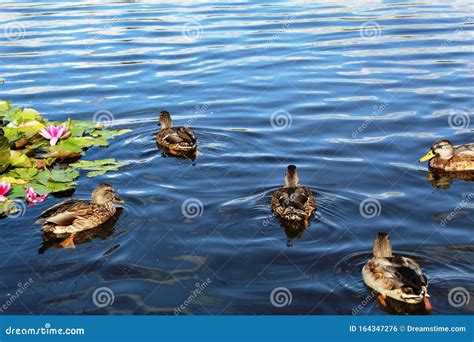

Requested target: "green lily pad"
[
  {"left": 9, "top": 151, "right": 32, "bottom": 168},
  {"left": 0, "top": 135, "right": 9, "bottom": 173},
  {"left": 71, "top": 158, "right": 127, "bottom": 177},
  {"left": 0, "top": 199, "right": 18, "bottom": 217},
  {"left": 6, "top": 167, "right": 38, "bottom": 181},
  {"left": 91, "top": 129, "right": 132, "bottom": 140}
]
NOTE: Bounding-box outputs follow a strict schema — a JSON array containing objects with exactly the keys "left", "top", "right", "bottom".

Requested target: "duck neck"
[{"left": 285, "top": 173, "right": 299, "bottom": 188}]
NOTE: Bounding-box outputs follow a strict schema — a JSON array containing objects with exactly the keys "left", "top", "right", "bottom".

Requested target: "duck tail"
[{"left": 283, "top": 206, "right": 307, "bottom": 221}]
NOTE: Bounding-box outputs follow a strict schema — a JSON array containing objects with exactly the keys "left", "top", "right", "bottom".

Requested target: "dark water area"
[{"left": 0, "top": 1, "right": 473, "bottom": 315}]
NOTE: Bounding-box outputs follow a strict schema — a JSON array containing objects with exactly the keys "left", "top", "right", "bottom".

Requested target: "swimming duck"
[
  {"left": 362, "top": 233, "right": 431, "bottom": 310},
  {"left": 36, "top": 184, "right": 124, "bottom": 247},
  {"left": 156, "top": 111, "right": 197, "bottom": 156},
  {"left": 419, "top": 140, "right": 474, "bottom": 171},
  {"left": 271, "top": 165, "right": 316, "bottom": 224}
]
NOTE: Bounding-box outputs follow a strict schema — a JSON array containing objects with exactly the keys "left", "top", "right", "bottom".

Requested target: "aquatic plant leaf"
[
  {"left": 9, "top": 184, "right": 27, "bottom": 198},
  {"left": 0, "top": 100, "right": 10, "bottom": 112},
  {"left": 16, "top": 108, "right": 41, "bottom": 123},
  {"left": 58, "top": 138, "right": 83, "bottom": 153},
  {"left": 49, "top": 169, "right": 79, "bottom": 183},
  {"left": 91, "top": 129, "right": 132, "bottom": 140},
  {"left": 26, "top": 183, "right": 48, "bottom": 195},
  {"left": 69, "top": 120, "right": 100, "bottom": 136},
  {"left": 0, "top": 176, "right": 27, "bottom": 185},
  {"left": 0, "top": 199, "right": 17, "bottom": 217},
  {"left": 9, "top": 151, "right": 32, "bottom": 168},
  {"left": 0, "top": 135, "right": 9, "bottom": 173},
  {"left": 45, "top": 144, "right": 82, "bottom": 159},
  {"left": 71, "top": 158, "right": 127, "bottom": 177},
  {"left": 44, "top": 180, "right": 76, "bottom": 193},
  {"left": 65, "top": 136, "right": 108, "bottom": 148}
]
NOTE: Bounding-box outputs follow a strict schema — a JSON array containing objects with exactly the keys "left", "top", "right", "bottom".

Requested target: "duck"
[
  {"left": 156, "top": 111, "right": 197, "bottom": 157},
  {"left": 362, "top": 232, "right": 431, "bottom": 310},
  {"left": 271, "top": 165, "right": 316, "bottom": 224},
  {"left": 419, "top": 140, "right": 474, "bottom": 171},
  {"left": 36, "top": 184, "right": 124, "bottom": 247}
]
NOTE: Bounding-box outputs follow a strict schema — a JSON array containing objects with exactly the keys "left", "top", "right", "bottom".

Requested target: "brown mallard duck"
[
  {"left": 271, "top": 165, "right": 316, "bottom": 224},
  {"left": 36, "top": 184, "right": 124, "bottom": 247},
  {"left": 156, "top": 111, "right": 197, "bottom": 156},
  {"left": 362, "top": 233, "right": 431, "bottom": 310},
  {"left": 419, "top": 140, "right": 474, "bottom": 171}
]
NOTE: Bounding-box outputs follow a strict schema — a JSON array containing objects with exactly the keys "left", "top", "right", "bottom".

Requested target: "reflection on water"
[
  {"left": 0, "top": 0, "right": 473, "bottom": 315},
  {"left": 426, "top": 170, "right": 474, "bottom": 189}
]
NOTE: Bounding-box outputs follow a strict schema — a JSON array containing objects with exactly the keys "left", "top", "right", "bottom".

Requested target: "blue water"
[{"left": 0, "top": 1, "right": 472, "bottom": 315}]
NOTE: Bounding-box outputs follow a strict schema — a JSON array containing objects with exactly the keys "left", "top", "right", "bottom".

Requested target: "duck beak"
[
  {"left": 419, "top": 149, "right": 435, "bottom": 162},
  {"left": 113, "top": 196, "right": 125, "bottom": 204}
]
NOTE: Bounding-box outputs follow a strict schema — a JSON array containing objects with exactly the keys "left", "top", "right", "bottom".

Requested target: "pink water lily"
[
  {"left": 39, "top": 124, "right": 70, "bottom": 146},
  {"left": 0, "top": 182, "right": 11, "bottom": 202},
  {"left": 25, "top": 187, "right": 47, "bottom": 206}
]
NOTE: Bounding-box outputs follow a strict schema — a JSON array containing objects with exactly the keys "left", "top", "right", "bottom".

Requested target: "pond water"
[{"left": 0, "top": 1, "right": 473, "bottom": 315}]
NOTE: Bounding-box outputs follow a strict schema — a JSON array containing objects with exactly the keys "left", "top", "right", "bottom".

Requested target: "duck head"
[
  {"left": 420, "top": 140, "right": 454, "bottom": 162},
  {"left": 159, "top": 111, "right": 173, "bottom": 129},
  {"left": 373, "top": 232, "right": 393, "bottom": 258},
  {"left": 92, "top": 184, "right": 124, "bottom": 205},
  {"left": 284, "top": 164, "right": 300, "bottom": 188}
]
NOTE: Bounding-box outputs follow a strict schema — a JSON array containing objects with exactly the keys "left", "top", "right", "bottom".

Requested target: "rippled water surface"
[{"left": 0, "top": 1, "right": 473, "bottom": 315}]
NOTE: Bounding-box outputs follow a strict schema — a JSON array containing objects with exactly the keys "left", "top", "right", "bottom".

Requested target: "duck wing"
[
  {"left": 377, "top": 256, "right": 427, "bottom": 294},
  {"left": 162, "top": 127, "right": 196, "bottom": 146},
  {"left": 455, "top": 143, "right": 474, "bottom": 157},
  {"left": 36, "top": 200, "right": 91, "bottom": 225}
]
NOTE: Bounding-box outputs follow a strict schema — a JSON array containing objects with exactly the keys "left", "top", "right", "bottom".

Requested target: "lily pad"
[
  {"left": 91, "top": 129, "right": 132, "bottom": 140},
  {"left": 71, "top": 158, "right": 127, "bottom": 177},
  {"left": 0, "top": 134, "right": 9, "bottom": 173},
  {"left": 9, "top": 150, "right": 32, "bottom": 168},
  {"left": 0, "top": 200, "right": 18, "bottom": 217}
]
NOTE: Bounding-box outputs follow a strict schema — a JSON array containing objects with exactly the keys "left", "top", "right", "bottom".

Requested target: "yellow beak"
[
  {"left": 113, "top": 197, "right": 125, "bottom": 204},
  {"left": 419, "top": 149, "right": 435, "bottom": 162}
]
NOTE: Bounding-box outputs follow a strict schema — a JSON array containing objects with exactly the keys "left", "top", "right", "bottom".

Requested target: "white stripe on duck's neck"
[{"left": 285, "top": 172, "right": 299, "bottom": 188}]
